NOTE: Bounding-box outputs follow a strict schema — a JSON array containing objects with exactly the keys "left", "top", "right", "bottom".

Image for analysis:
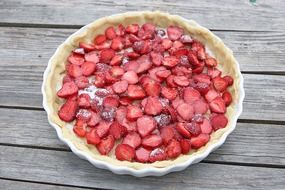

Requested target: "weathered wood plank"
[
  {"left": 1, "top": 0, "right": 285, "bottom": 31},
  {"left": 1, "top": 108, "right": 285, "bottom": 166},
  {"left": 1, "top": 146, "right": 284, "bottom": 190},
  {"left": 0, "top": 179, "right": 94, "bottom": 190}
]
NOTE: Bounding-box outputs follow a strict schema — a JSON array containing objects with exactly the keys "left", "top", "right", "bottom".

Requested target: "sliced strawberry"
[
  {"left": 187, "top": 50, "right": 200, "bottom": 66},
  {"left": 126, "top": 24, "right": 139, "bottom": 34},
  {"left": 167, "top": 26, "right": 183, "bottom": 40},
  {"left": 173, "top": 48, "right": 188, "bottom": 58},
  {"left": 127, "top": 85, "right": 146, "bottom": 99},
  {"left": 122, "top": 118, "right": 137, "bottom": 132},
  {"left": 73, "top": 48, "right": 85, "bottom": 55},
  {"left": 142, "top": 23, "right": 156, "bottom": 34},
  {"left": 137, "top": 116, "right": 157, "bottom": 137},
  {"left": 125, "top": 51, "right": 140, "bottom": 59},
  {"left": 86, "top": 128, "right": 101, "bottom": 145},
  {"left": 110, "top": 54, "right": 123, "bottom": 66},
  {"left": 133, "top": 40, "right": 151, "bottom": 55},
  {"left": 122, "top": 71, "right": 139, "bottom": 84},
  {"left": 116, "top": 24, "right": 125, "bottom": 36},
  {"left": 95, "top": 41, "right": 111, "bottom": 50},
  {"left": 180, "top": 35, "right": 193, "bottom": 44},
  {"left": 109, "top": 121, "right": 127, "bottom": 140},
  {"left": 90, "top": 98, "right": 102, "bottom": 113},
  {"left": 96, "top": 63, "right": 110, "bottom": 72},
  {"left": 205, "top": 58, "right": 217, "bottom": 67},
  {"left": 95, "top": 88, "right": 110, "bottom": 97},
  {"left": 135, "top": 147, "right": 151, "bottom": 163},
  {"left": 193, "top": 99, "right": 208, "bottom": 114},
  {"left": 185, "top": 122, "right": 201, "bottom": 136},
  {"left": 190, "top": 133, "right": 210, "bottom": 149},
  {"left": 128, "top": 34, "right": 140, "bottom": 43},
  {"left": 142, "top": 134, "right": 162, "bottom": 148},
  {"left": 79, "top": 42, "right": 96, "bottom": 52},
  {"left": 200, "top": 118, "right": 212, "bottom": 134},
  {"left": 115, "top": 144, "right": 135, "bottom": 161},
  {"left": 94, "top": 72, "right": 106, "bottom": 88},
  {"left": 58, "top": 99, "right": 78, "bottom": 122},
  {"left": 123, "top": 60, "right": 139, "bottom": 72},
  {"left": 162, "top": 56, "right": 179, "bottom": 68},
  {"left": 166, "top": 75, "right": 178, "bottom": 88},
  {"left": 136, "top": 55, "right": 152, "bottom": 73},
  {"left": 161, "top": 87, "right": 178, "bottom": 100},
  {"left": 148, "top": 66, "right": 167, "bottom": 82},
  {"left": 150, "top": 52, "right": 163, "bottom": 66},
  {"left": 173, "top": 76, "right": 190, "bottom": 87},
  {"left": 160, "top": 126, "right": 175, "bottom": 145},
  {"left": 100, "top": 48, "right": 115, "bottom": 63},
  {"left": 111, "top": 37, "right": 124, "bottom": 51},
  {"left": 122, "top": 132, "right": 141, "bottom": 148},
  {"left": 77, "top": 94, "right": 91, "bottom": 108},
  {"left": 176, "top": 122, "right": 191, "bottom": 138},
  {"left": 57, "top": 81, "right": 78, "bottom": 98},
  {"left": 197, "top": 48, "right": 206, "bottom": 60},
  {"left": 193, "top": 82, "right": 210, "bottom": 95},
  {"left": 73, "top": 119, "right": 86, "bottom": 137},
  {"left": 149, "top": 148, "right": 167, "bottom": 162},
  {"left": 81, "top": 61, "right": 96, "bottom": 76},
  {"left": 155, "top": 114, "right": 171, "bottom": 127},
  {"left": 166, "top": 139, "right": 182, "bottom": 158},
  {"left": 223, "top": 75, "right": 234, "bottom": 86},
  {"left": 105, "top": 26, "right": 117, "bottom": 40},
  {"left": 143, "top": 79, "right": 161, "bottom": 97},
  {"left": 74, "top": 76, "right": 89, "bottom": 89},
  {"left": 115, "top": 106, "right": 127, "bottom": 125},
  {"left": 84, "top": 51, "right": 99, "bottom": 63},
  {"left": 112, "top": 80, "right": 128, "bottom": 94},
  {"left": 94, "top": 34, "right": 106, "bottom": 45},
  {"left": 96, "top": 135, "right": 115, "bottom": 155},
  {"left": 183, "top": 87, "right": 201, "bottom": 104},
  {"left": 127, "top": 105, "right": 143, "bottom": 121},
  {"left": 179, "top": 55, "right": 190, "bottom": 67},
  {"left": 87, "top": 111, "right": 100, "bottom": 127},
  {"left": 193, "top": 74, "right": 211, "bottom": 84},
  {"left": 144, "top": 96, "right": 163, "bottom": 116},
  {"left": 76, "top": 109, "right": 92, "bottom": 122},
  {"left": 119, "top": 96, "right": 132, "bottom": 106},
  {"left": 161, "top": 38, "right": 173, "bottom": 49},
  {"left": 180, "top": 139, "right": 191, "bottom": 154},
  {"left": 100, "top": 107, "right": 116, "bottom": 122},
  {"left": 109, "top": 66, "right": 124, "bottom": 78},
  {"left": 222, "top": 91, "right": 232, "bottom": 106},
  {"left": 103, "top": 96, "right": 119, "bottom": 108},
  {"left": 192, "top": 114, "right": 204, "bottom": 123},
  {"left": 210, "top": 114, "right": 228, "bottom": 131},
  {"left": 209, "top": 97, "right": 226, "bottom": 113},
  {"left": 213, "top": 77, "right": 228, "bottom": 92},
  {"left": 68, "top": 53, "right": 85, "bottom": 65},
  {"left": 192, "top": 66, "right": 204, "bottom": 74},
  {"left": 68, "top": 64, "right": 82, "bottom": 78},
  {"left": 95, "top": 120, "right": 112, "bottom": 138},
  {"left": 205, "top": 89, "right": 219, "bottom": 102},
  {"left": 171, "top": 66, "right": 191, "bottom": 77},
  {"left": 208, "top": 68, "right": 221, "bottom": 79},
  {"left": 156, "top": 69, "right": 171, "bottom": 79},
  {"left": 176, "top": 103, "right": 194, "bottom": 121},
  {"left": 191, "top": 40, "right": 204, "bottom": 51},
  {"left": 171, "top": 97, "right": 184, "bottom": 109},
  {"left": 62, "top": 75, "right": 73, "bottom": 84}
]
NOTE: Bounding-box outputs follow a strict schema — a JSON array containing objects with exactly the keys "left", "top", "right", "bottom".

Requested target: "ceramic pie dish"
[{"left": 42, "top": 11, "right": 244, "bottom": 177}]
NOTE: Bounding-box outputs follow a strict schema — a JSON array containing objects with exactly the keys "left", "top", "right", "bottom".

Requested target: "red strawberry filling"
[{"left": 56, "top": 23, "right": 234, "bottom": 162}]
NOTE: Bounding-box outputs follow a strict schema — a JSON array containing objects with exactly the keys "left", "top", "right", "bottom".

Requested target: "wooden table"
[{"left": 0, "top": 0, "right": 285, "bottom": 189}]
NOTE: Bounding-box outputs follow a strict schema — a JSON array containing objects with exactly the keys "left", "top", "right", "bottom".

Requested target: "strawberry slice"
[
  {"left": 166, "top": 75, "right": 178, "bottom": 88},
  {"left": 96, "top": 63, "right": 110, "bottom": 72},
  {"left": 115, "top": 106, "right": 127, "bottom": 125},
  {"left": 79, "top": 42, "right": 96, "bottom": 52},
  {"left": 187, "top": 51, "right": 200, "bottom": 66},
  {"left": 193, "top": 99, "right": 208, "bottom": 114},
  {"left": 148, "top": 66, "right": 167, "bottom": 82},
  {"left": 185, "top": 122, "right": 201, "bottom": 136},
  {"left": 112, "top": 80, "right": 128, "bottom": 94},
  {"left": 122, "top": 71, "right": 139, "bottom": 84},
  {"left": 76, "top": 109, "right": 91, "bottom": 122},
  {"left": 208, "top": 68, "right": 221, "bottom": 79},
  {"left": 77, "top": 94, "right": 91, "bottom": 108},
  {"left": 127, "top": 85, "right": 146, "bottom": 99},
  {"left": 73, "top": 119, "right": 86, "bottom": 137},
  {"left": 160, "top": 126, "right": 175, "bottom": 145},
  {"left": 143, "top": 79, "right": 161, "bottom": 97},
  {"left": 74, "top": 76, "right": 89, "bottom": 89},
  {"left": 116, "top": 24, "right": 125, "bottom": 36},
  {"left": 103, "top": 96, "right": 119, "bottom": 108},
  {"left": 144, "top": 96, "right": 163, "bottom": 116},
  {"left": 213, "top": 77, "right": 228, "bottom": 92},
  {"left": 171, "top": 66, "right": 191, "bottom": 77},
  {"left": 122, "top": 118, "right": 137, "bottom": 132},
  {"left": 223, "top": 75, "right": 234, "bottom": 86},
  {"left": 125, "top": 51, "right": 140, "bottom": 59},
  {"left": 136, "top": 55, "right": 152, "bottom": 73},
  {"left": 133, "top": 40, "right": 151, "bottom": 55},
  {"left": 100, "top": 107, "right": 116, "bottom": 122},
  {"left": 126, "top": 24, "right": 139, "bottom": 34},
  {"left": 166, "top": 139, "right": 182, "bottom": 158},
  {"left": 137, "top": 116, "right": 157, "bottom": 137},
  {"left": 222, "top": 91, "right": 232, "bottom": 106},
  {"left": 109, "top": 121, "right": 127, "bottom": 140},
  {"left": 123, "top": 60, "right": 139, "bottom": 72},
  {"left": 96, "top": 135, "right": 115, "bottom": 155},
  {"left": 127, "top": 105, "right": 143, "bottom": 121},
  {"left": 109, "top": 66, "right": 124, "bottom": 79},
  {"left": 68, "top": 53, "right": 85, "bottom": 65},
  {"left": 57, "top": 81, "right": 78, "bottom": 98},
  {"left": 96, "top": 121, "right": 112, "bottom": 138},
  {"left": 135, "top": 147, "right": 151, "bottom": 163},
  {"left": 111, "top": 37, "right": 124, "bottom": 51},
  {"left": 99, "top": 49, "right": 115, "bottom": 63},
  {"left": 200, "top": 118, "right": 212, "bottom": 134},
  {"left": 183, "top": 87, "right": 201, "bottom": 104},
  {"left": 95, "top": 41, "right": 111, "bottom": 50},
  {"left": 68, "top": 64, "right": 82, "bottom": 78},
  {"left": 172, "top": 48, "right": 188, "bottom": 58},
  {"left": 63, "top": 75, "right": 73, "bottom": 84},
  {"left": 94, "top": 72, "right": 106, "bottom": 88},
  {"left": 193, "top": 74, "right": 211, "bottom": 84},
  {"left": 115, "top": 144, "right": 135, "bottom": 161},
  {"left": 210, "top": 114, "right": 228, "bottom": 131},
  {"left": 119, "top": 96, "right": 132, "bottom": 106},
  {"left": 94, "top": 34, "right": 106, "bottom": 45},
  {"left": 81, "top": 61, "right": 96, "bottom": 76},
  {"left": 110, "top": 54, "right": 123, "bottom": 66},
  {"left": 193, "top": 82, "right": 210, "bottom": 95},
  {"left": 176, "top": 122, "right": 191, "bottom": 138},
  {"left": 197, "top": 48, "right": 206, "bottom": 60},
  {"left": 150, "top": 52, "right": 163, "bottom": 66},
  {"left": 142, "top": 134, "right": 162, "bottom": 148},
  {"left": 149, "top": 148, "right": 167, "bottom": 162},
  {"left": 209, "top": 97, "right": 226, "bottom": 113},
  {"left": 161, "top": 39, "right": 173, "bottom": 49},
  {"left": 161, "top": 87, "right": 178, "bottom": 100},
  {"left": 122, "top": 132, "right": 142, "bottom": 148},
  {"left": 84, "top": 51, "right": 99, "bottom": 64},
  {"left": 171, "top": 97, "right": 184, "bottom": 109},
  {"left": 173, "top": 76, "right": 190, "bottom": 87},
  {"left": 176, "top": 103, "right": 194, "bottom": 121},
  {"left": 156, "top": 70, "right": 172, "bottom": 80},
  {"left": 73, "top": 48, "right": 85, "bottom": 55},
  {"left": 87, "top": 111, "right": 100, "bottom": 127},
  {"left": 58, "top": 99, "right": 78, "bottom": 122},
  {"left": 191, "top": 40, "right": 204, "bottom": 51},
  {"left": 205, "top": 89, "right": 219, "bottom": 102},
  {"left": 162, "top": 56, "right": 179, "bottom": 68},
  {"left": 105, "top": 26, "right": 117, "bottom": 40},
  {"left": 180, "top": 35, "right": 193, "bottom": 44},
  {"left": 86, "top": 128, "right": 101, "bottom": 145},
  {"left": 190, "top": 133, "right": 210, "bottom": 149},
  {"left": 180, "top": 139, "right": 191, "bottom": 154},
  {"left": 205, "top": 58, "right": 217, "bottom": 67},
  {"left": 167, "top": 26, "right": 183, "bottom": 40},
  {"left": 128, "top": 34, "right": 140, "bottom": 43},
  {"left": 192, "top": 66, "right": 204, "bottom": 74}
]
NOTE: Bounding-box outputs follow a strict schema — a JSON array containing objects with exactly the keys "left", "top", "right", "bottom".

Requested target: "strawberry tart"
[{"left": 42, "top": 11, "right": 244, "bottom": 174}]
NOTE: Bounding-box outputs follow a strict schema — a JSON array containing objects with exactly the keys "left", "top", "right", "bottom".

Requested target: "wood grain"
[
  {"left": 1, "top": 146, "right": 285, "bottom": 190},
  {"left": 0, "top": 0, "right": 285, "bottom": 31},
  {"left": 1, "top": 108, "right": 284, "bottom": 166}
]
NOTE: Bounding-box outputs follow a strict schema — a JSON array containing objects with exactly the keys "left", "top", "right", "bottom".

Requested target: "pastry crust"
[{"left": 43, "top": 11, "right": 242, "bottom": 169}]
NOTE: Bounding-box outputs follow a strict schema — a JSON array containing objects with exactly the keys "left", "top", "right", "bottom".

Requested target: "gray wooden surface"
[{"left": 0, "top": 0, "right": 285, "bottom": 189}]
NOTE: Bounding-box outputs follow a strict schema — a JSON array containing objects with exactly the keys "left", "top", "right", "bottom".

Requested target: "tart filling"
[{"left": 44, "top": 11, "right": 241, "bottom": 169}]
